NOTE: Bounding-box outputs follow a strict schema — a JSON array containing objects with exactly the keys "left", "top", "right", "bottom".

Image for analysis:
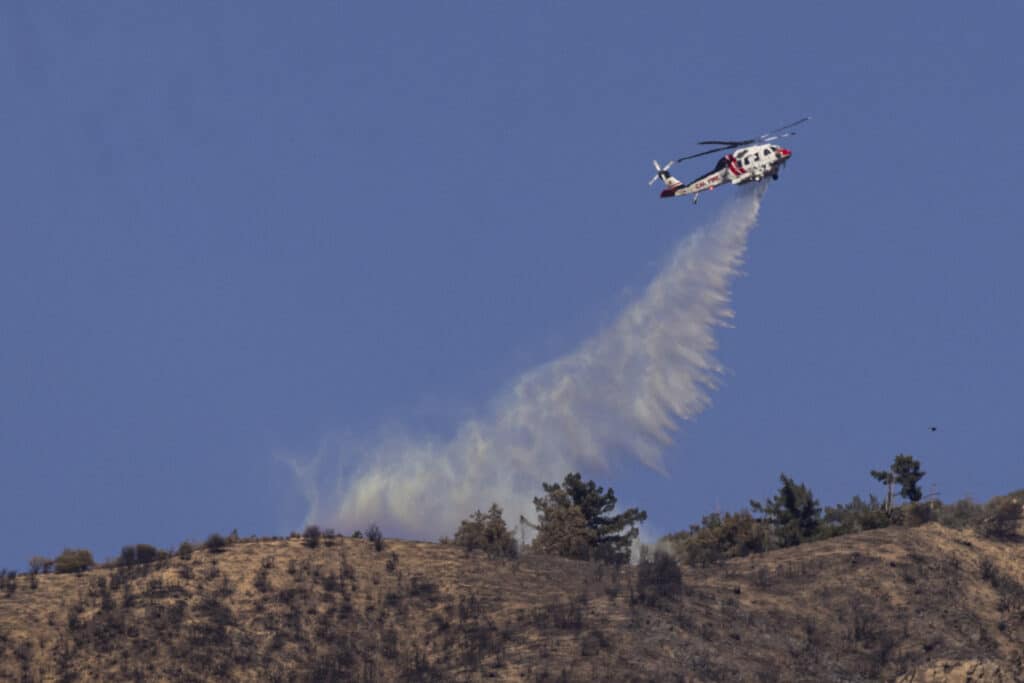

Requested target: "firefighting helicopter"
[{"left": 649, "top": 117, "right": 810, "bottom": 203}]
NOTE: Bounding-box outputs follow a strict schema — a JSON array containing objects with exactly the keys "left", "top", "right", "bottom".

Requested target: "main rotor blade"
[
  {"left": 761, "top": 116, "right": 811, "bottom": 138},
  {"left": 698, "top": 139, "right": 754, "bottom": 146},
  {"left": 675, "top": 117, "right": 809, "bottom": 164},
  {"left": 761, "top": 131, "right": 798, "bottom": 143},
  {"left": 676, "top": 145, "right": 735, "bottom": 163}
]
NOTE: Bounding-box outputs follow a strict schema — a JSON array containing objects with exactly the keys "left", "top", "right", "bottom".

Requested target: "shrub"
[
  {"left": 352, "top": 530, "right": 363, "bottom": 539},
  {"left": 935, "top": 498, "right": 985, "bottom": 530},
  {"left": 178, "top": 541, "right": 195, "bottom": 560},
  {"left": 902, "top": 502, "right": 934, "bottom": 527},
  {"left": 365, "top": 524, "right": 384, "bottom": 551},
  {"left": 254, "top": 567, "right": 272, "bottom": 593},
  {"left": 536, "top": 595, "right": 586, "bottom": 630},
  {"left": 204, "top": 533, "right": 227, "bottom": 553},
  {"left": 979, "top": 557, "right": 1024, "bottom": 611},
  {"left": 978, "top": 496, "right": 1023, "bottom": 540},
  {"left": 581, "top": 629, "right": 609, "bottom": 657},
  {"left": 409, "top": 576, "right": 439, "bottom": 602},
  {"left": 664, "top": 511, "right": 768, "bottom": 566},
  {"left": 119, "top": 543, "right": 164, "bottom": 566},
  {"left": 28, "top": 556, "right": 52, "bottom": 575},
  {"left": 453, "top": 504, "right": 518, "bottom": 559},
  {"left": 1, "top": 569, "right": 17, "bottom": 596},
  {"left": 54, "top": 548, "right": 94, "bottom": 574},
  {"left": 636, "top": 549, "right": 683, "bottom": 605},
  {"left": 303, "top": 525, "right": 322, "bottom": 549},
  {"left": 822, "top": 495, "right": 890, "bottom": 536}
]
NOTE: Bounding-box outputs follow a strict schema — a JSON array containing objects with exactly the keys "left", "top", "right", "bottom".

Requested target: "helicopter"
[{"left": 650, "top": 117, "right": 810, "bottom": 203}]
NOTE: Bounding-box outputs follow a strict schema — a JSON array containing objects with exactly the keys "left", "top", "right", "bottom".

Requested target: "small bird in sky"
[{"left": 929, "top": 426, "right": 938, "bottom": 432}]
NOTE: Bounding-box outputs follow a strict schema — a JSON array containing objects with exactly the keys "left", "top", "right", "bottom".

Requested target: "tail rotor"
[{"left": 648, "top": 159, "right": 676, "bottom": 186}]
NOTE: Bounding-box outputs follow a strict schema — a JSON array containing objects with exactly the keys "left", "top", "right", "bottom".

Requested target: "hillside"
[{"left": 1, "top": 524, "right": 1021, "bottom": 682}]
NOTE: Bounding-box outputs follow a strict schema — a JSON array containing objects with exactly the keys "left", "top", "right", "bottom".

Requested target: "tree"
[
  {"left": 453, "top": 504, "right": 518, "bottom": 558},
  {"left": 119, "top": 543, "right": 163, "bottom": 566},
  {"left": 204, "top": 533, "right": 227, "bottom": 553},
  {"left": 54, "top": 548, "right": 94, "bottom": 574},
  {"left": 532, "top": 503, "right": 594, "bottom": 560},
  {"left": 365, "top": 523, "right": 384, "bottom": 551},
  {"left": 872, "top": 454, "right": 925, "bottom": 509},
  {"left": 533, "top": 472, "right": 647, "bottom": 564},
  {"left": 302, "top": 525, "right": 322, "bottom": 549},
  {"left": 28, "top": 556, "right": 52, "bottom": 575},
  {"left": 750, "top": 474, "right": 822, "bottom": 548}
]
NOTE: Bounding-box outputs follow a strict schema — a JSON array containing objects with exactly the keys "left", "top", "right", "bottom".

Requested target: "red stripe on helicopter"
[{"left": 726, "top": 154, "right": 742, "bottom": 176}]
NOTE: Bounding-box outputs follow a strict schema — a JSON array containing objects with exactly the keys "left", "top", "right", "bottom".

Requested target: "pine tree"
[
  {"left": 872, "top": 454, "right": 925, "bottom": 508},
  {"left": 533, "top": 473, "right": 646, "bottom": 564},
  {"left": 750, "top": 474, "right": 822, "bottom": 547}
]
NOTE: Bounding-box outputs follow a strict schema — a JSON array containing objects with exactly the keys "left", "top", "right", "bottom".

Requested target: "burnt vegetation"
[{"left": 0, "top": 467, "right": 1021, "bottom": 681}]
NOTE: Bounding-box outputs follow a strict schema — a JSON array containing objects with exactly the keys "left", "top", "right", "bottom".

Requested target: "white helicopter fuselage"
[
  {"left": 656, "top": 143, "right": 793, "bottom": 201},
  {"left": 650, "top": 116, "right": 808, "bottom": 203},
  {"left": 728, "top": 144, "right": 788, "bottom": 184}
]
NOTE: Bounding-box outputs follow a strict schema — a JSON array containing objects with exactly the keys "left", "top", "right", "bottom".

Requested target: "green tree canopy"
[
  {"left": 454, "top": 504, "right": 518, "bottom": 558},
  {"left": 750, "top": 474, "right": 821, "bottom": 547},
  {"left": 54, "top": 548, "right": 94, "bottom": 574},
  {"left": 533, "top": 472, "right": 647, "bottom": 564},
  {"left": 871, "top": 454, "right": 926, "bottom": 503}
]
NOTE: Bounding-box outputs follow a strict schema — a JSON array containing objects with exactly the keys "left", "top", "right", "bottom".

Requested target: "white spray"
[{"left": 293, "top": 186, "right": 765, "bottom": 537}]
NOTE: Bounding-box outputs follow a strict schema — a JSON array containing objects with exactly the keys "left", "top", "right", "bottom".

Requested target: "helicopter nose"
[{"left": 779, "top": 147, "right": 792, "bottom": 158}]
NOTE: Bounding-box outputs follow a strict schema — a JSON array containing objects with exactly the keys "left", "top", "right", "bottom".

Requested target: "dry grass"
[{"left": 1, "top": 524, "right": 1021, "bottom": 681}]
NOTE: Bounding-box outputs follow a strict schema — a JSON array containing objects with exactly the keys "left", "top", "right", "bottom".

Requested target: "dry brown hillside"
[{"left": 1, "top": 524, "right": 1022, "bottom": 682}]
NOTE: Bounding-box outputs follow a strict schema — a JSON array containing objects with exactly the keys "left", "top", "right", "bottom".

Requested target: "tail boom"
[{"left": 659, "top": 169, "right": 726, "bottom": 199}]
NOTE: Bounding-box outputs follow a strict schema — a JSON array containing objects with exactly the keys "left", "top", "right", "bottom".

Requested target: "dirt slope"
[{"left": 1, "top": 523, "right": 1021, "bottom": 681}]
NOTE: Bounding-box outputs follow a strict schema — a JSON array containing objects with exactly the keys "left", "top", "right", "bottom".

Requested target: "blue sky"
[{"left": 2, "top": 3, "right": 1023, "bottom": 569}]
